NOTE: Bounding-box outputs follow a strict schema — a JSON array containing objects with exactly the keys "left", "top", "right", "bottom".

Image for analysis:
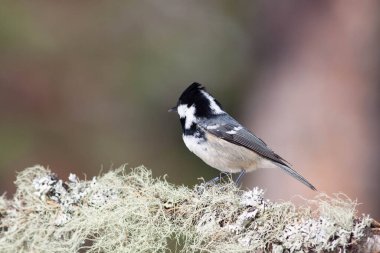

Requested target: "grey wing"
[
  {"left": 200, "top": 120, "right": 289, "bottom": 167},
  {"left": 198, "top": 116, "right": 316, "bottom": 190}
]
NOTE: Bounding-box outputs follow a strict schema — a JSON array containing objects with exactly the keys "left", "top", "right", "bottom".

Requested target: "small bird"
[{"left": 169, "top": 82, "right": 316, "bottom": 190}]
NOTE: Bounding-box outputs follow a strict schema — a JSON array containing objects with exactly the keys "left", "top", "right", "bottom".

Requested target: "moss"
[{"left": 0, "top": 165, "right": 373, "bottom": 252}]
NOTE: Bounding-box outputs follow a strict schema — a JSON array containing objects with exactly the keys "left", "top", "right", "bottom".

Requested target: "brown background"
[{"left": 0, "top": 1, "right": 379, "bottom": 219}]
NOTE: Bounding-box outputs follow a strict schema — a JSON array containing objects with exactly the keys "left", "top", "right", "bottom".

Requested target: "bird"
[{"left": 169, "top": 82, "right": 316, "bottom": 190}]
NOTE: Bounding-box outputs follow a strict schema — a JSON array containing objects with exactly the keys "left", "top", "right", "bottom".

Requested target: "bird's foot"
[
  {"left": 194, "top": 171, "right": 245, "bottom": 194},
  {"left": 194, "top": 172, "right": 230, "bottom": 194},
  {"left": 206, "top": 172, "right": 230, "bottom": 185},
  {"left": 234, "top": 170, "right": 246, "bottom": 186}
]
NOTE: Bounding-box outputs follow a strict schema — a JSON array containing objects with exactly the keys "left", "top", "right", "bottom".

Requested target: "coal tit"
[{"left": 169, "top": 82, "right": 316, "bottom": 190}]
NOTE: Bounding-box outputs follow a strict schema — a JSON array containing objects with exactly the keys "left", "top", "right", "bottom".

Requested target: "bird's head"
[{"left": 169, "top": 82, "right": 224, "bottom": 131}]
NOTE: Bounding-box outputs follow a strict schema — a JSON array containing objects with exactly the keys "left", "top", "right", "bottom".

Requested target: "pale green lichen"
[{"left": 0, "top": 165, "right": 373, "bottom": 252}]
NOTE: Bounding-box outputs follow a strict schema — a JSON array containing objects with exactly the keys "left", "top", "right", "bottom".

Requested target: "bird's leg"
[{"left": 235, "top": 170, "right": 246, "bottom": 186}]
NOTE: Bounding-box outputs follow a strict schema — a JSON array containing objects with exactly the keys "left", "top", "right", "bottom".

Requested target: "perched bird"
[{"left": 169, "top": 82, "right": 316, "bottom": 190}]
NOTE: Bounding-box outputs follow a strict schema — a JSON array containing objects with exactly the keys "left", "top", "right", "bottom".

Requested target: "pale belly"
[{"left": 183, "top": 132, "right": 274, "bottom": 173}]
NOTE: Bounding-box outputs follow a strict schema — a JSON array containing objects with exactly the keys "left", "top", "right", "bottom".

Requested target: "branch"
[{"left": 0, "top": 165, "right": 378, "bottom": 252}]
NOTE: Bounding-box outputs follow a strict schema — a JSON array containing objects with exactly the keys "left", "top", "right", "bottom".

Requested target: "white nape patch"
[
  {"left": 226, "top": 130, "right": 237, "bottom": 134},
  {"left": 201, "top": 90, "right": 224, "bottom": 114},
  {"left": 177, "top": 104, "right": 197, "bottom": 129}
]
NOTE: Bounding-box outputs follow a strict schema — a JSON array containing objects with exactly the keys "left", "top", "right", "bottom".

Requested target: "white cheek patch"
[
  {"left": 185, "top": 106, "right": 197, "bottom": 129},
  {"left": 177, "top": 104, "right": 197, "bottom": 129},
  {"left": 177, "top": 104, "right": 188, "bottom": 118},
  {"left": 201, "top": 90, "right": 224, "bottom": 114}
]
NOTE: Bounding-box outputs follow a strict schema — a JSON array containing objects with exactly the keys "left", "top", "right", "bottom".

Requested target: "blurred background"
[{"left": 0, "top": 1, "right": 379, "bottom": 219}]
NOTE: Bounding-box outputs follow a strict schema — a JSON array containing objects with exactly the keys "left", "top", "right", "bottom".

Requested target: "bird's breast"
[{"left": 182, "top": 132, "right": 264, "bottom": 173}]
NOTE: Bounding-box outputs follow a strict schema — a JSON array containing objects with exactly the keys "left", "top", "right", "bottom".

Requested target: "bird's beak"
[{"left": 168, "top": 106, "right": 177, "bottom": 113}]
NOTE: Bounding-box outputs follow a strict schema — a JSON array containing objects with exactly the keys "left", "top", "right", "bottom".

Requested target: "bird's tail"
[{"left": 273, "top": 162, "right": 317, "bottom": 191}]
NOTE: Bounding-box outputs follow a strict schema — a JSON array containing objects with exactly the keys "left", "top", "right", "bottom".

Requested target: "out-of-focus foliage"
[{"left": 0, "top": 1, "right": 256, "bottom": 192}]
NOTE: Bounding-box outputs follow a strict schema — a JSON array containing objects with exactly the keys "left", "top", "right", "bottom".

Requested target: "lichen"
[{"left": 0, "top": 165, "right": 373, "bottom": 252}]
